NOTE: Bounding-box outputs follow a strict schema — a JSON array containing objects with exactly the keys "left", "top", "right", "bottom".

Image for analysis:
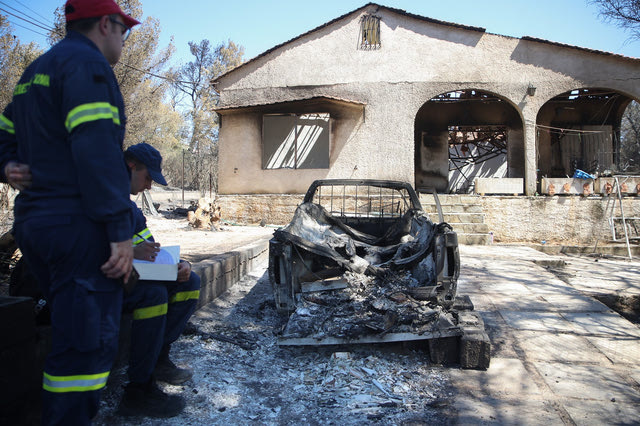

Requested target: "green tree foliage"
[
  {"left": 172, "top": 39, "right": 244, "bottom": 192},
  {"left": 1, "top": 3, "right": 245, "bottom": 194}
]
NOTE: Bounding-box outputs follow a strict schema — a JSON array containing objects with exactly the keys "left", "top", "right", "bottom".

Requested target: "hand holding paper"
[
  {"left": 134, "top": 239, "right": 161, "bottom": 262},
  {"left": 133, "top": 245, "right": 180, "bottom": 280}
]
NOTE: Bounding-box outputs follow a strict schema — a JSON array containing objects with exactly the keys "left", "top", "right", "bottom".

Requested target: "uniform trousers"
[
  {"left": 14, "top": 214, "right": 123, "bottom": 426},
  {"left": 122, "top": 272, "right": 200, "bottom": 383}
]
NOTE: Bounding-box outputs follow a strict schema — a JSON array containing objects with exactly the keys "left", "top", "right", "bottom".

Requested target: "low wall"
[
  {"left": 217, "top": 193, "right": 640, "bottom": 245},
  {"left": 217, "top": 194, "right": 304, "bottom": 226},
  {"left": 192, "top": 238, "right": 270, "bottom": 310},
  {"left": 479, "top": 195, "right": 640, "bottom": 245}
]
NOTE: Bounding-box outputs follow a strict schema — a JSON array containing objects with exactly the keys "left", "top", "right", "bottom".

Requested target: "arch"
[
  {"left": 536, "top": 87, "right": 636, "bottom": 184},
  {"left": 414, "top": 89, "right": 524, "bottom": 194}
]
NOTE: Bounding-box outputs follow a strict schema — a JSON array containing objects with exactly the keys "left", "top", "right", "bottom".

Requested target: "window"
[
  {"left": 359, "top": 15, "right": 381, "bottom": 50},
  {"left": 263, "top": 113, "right": 330, "bottom": 169}
]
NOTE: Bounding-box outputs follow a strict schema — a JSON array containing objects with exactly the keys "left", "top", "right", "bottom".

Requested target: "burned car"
[{"left": 268, "top": 179, "right": 466, "bottom": 347}]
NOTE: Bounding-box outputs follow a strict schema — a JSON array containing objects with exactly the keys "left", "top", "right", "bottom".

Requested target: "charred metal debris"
[{"left": 267, "top": 180, "right": 488, "bottom": 369}]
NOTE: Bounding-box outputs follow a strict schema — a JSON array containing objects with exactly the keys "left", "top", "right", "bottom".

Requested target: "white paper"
[{"left": 133, "top": 245, "right": 180, "bottom": 281}]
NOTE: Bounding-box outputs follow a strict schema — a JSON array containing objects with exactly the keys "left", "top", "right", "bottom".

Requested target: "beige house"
[{"left": 214, "top": 2, "right": 640, "bottom": 197}]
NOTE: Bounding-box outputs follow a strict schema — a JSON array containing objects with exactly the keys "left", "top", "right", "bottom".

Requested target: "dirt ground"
[
  {"left": 136, "top": 187, "right": 273, "bottom": 262},
  {"left": 142, "top": 214, "right": 274, "bottom": 263}
]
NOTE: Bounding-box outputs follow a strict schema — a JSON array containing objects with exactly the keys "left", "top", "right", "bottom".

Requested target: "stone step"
[
  {"left": 422, "top": 203, "right": 484, "bottom": 214},
  {"left": 458, "top": 233, "right": 491, "bottom": 245},
  {"left": 419, "top": 194, "right": 480, "bottom": 205},
  {"left": 420, "top": 193, "right": 489, "bottom": 245},
  {"left": 427, "top": 213, "right": 486, "bottom": 224},
  {"left": 447, "top": 222, "right": 490, "bottom": 234}
]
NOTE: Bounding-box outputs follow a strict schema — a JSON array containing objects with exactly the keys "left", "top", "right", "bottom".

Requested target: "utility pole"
[{"left": 182, "top": 149, "right": 185, "bottom": 207}]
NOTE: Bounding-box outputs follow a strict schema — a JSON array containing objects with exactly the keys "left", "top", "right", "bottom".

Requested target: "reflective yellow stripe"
[
  {"left": 132, "top": 228, "right": 153, "bottom": 245},
  {"left": 170, "top": 290, "right": 200, "bottom": 304},
  {"left": 0, "top": 114, "right": 14, "bottom": 135},
  {"left": 133, "top": 303, "right": 167, "bottom": 320},
  {"left": 14, "top": 73, "right": 50, "bottom": 96},
  {"left": 42, "top": 371, "right": 109, "bottom": 393},
  {"left": 14, "top": 81, "right": 31, "bottom": 96},
  {"left": 33, "top": 73, "right": 50, "bottom": 87},
  {"left": 65, "top": 102, "right": 120, "bottom": 133}
]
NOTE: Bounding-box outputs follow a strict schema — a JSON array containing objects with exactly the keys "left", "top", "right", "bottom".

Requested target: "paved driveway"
[{"left": 453, "top": 245, "right": 640, "bottom": 425}]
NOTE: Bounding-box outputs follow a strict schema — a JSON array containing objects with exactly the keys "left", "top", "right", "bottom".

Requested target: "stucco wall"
[{"left": 215, "top": 4, "right": 640, "bottom": 196}]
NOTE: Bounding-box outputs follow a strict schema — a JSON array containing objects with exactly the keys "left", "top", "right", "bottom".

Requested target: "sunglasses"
[{"left": 108, "top": 17, "right": 131, "bottom": 42}]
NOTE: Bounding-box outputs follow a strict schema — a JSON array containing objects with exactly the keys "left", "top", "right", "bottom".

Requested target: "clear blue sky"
[{"left": 5, "top": 0, "right": 640, "bottom": 66}]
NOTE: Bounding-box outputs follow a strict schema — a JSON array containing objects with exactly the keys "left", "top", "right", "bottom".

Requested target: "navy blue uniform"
[
  {"left": 0, "top": 32, "right": 132, "bottom": 424},
  {"left": 124, "top": 201, "right": 200, "bottom": 384}
]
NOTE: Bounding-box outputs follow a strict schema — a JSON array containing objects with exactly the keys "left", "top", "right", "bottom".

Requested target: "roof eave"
[{"left": 214, "top": 95, "right": 366, "bottom": 114}]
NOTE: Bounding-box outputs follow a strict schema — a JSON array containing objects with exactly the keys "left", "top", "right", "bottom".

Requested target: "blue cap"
[{"left": 125, "top": 143, "right": 167, "bottom": 186}]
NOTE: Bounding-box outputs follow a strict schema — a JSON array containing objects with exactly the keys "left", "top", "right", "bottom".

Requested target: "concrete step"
[
  {"left": 422, "top": 203, "right": 484, "bottom": 214},
  {"left": 427, "top": 213, "right": 486, "bottom": 224},
  {"left": 448, "top": 222, "right": 490, "bottom": 234},
  {"left": 419, "top": 194, "right": 480, "bottom": 205},
  {"left": 420, "top": 193, "right": 489, "bottom": 245},
  {"left": 458, "top": 233, "right": 491, "bottom": 245}
]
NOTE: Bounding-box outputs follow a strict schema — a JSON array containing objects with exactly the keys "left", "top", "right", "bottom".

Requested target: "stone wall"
[
  {"left": 217, "top": 194, "right": 304, "bottom": 226},
  {"left": 217, "top": 193, "right": 640, "bottom": 245},
  {"left": 479, "top": 196, "right": 640, "bottom": 245}
]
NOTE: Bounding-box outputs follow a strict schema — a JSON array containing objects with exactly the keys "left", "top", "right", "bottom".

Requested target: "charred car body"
[{"left": 267, "top": 180, "right": 490, "bottom": 359}]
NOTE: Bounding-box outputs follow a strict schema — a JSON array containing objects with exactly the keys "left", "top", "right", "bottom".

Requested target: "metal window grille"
[{"left": 359, "top": 15, "right": 381, "bottom": 50}]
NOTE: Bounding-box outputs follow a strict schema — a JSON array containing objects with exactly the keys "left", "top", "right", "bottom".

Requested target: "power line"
[
  {"left": 14, "top": 0, "right": 55, "bottom": 26},
  {"left": 0, "top": 6, "right": 55, "bottom": 34},
  {"left": 119, "top": 62, "right": 193, "bottom": 86},
  {"left": 536, "top": 124, "right": 608, "bottom": 134},
  {"left": 0, "top": 6, "right": 199, "bottom": 88},
  {"left": 0, "top": 1, "right": 54, "bottom": 31},
  {"left": 9, "top": 19, "right": 49, "bottom": 39}
]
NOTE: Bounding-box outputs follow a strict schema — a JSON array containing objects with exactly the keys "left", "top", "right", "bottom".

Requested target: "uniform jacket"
[
  {"left": 0, "top": 31, "right": 132, "bottom": 243},
  {"left": 131, "top": 200, "right": 154, "bottom": 244}
]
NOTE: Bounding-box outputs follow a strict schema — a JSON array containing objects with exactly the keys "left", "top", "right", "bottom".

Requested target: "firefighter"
[
  {"left": 0, "top": 0, "right": 140, "bottom": 424},
  {"left": 119, "top": 143, "right": 201, "bottom": 418}
]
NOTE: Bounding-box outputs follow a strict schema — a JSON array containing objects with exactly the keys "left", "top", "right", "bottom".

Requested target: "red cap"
[{"left": 65, "top": 0, "right": 141, "bottom": 29}]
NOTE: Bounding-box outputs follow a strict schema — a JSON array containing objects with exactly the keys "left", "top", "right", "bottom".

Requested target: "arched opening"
[
  {"left": 414, "top": 89, "right": 524, "bottom": 194},
  {"left": 536, "top": 88, "right": 636, "bottom": 185}
]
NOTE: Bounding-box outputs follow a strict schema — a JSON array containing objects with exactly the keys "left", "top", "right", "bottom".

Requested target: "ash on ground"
[
  {"left": 283, "top": 271, "right": 456, "bottom": 340},
  {"left": 93, "top": 268, "right": 455, "bottom": 425}
]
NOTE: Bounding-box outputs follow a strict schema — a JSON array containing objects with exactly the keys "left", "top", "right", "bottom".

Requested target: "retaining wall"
[{"left": 217, "top": 194, "right": 640, "bottom": 245}]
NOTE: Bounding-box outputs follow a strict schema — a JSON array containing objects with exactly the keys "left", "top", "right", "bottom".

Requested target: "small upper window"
[{"left": 359, "top": 15, "right": 381, "bottom": 50}]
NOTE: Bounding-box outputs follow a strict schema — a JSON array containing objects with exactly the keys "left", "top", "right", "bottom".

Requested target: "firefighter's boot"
[
  {"left": 154, "top": 347, "right": 193, "bottom": 385},
  {"left": 118, "top": 380, "right": 185, "bottom": 418}
]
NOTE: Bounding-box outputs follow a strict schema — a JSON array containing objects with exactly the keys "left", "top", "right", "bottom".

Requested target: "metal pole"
[
  {"left": 182, "top": 150, "right": 185, "bottom": 207},
  {"left": 615, "top": 176, "right": 632, "bottom": 260}
]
